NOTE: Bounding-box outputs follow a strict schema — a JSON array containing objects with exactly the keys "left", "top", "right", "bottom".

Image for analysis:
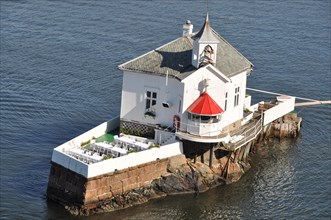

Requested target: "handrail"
[
  {"left": 175, "top": 120, "right": 228, "bottom": 138},
  {"left": 155, "top": 126, "right": 176, "bottom": 145},
  {"left": 175, "top": 117, "right": 263, "bottom": 146},
  {"left": 230, "top": 117, "right": 263, "bottom": 150}
]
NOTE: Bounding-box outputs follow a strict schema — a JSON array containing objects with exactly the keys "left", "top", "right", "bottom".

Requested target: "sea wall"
[
  {"left": 84, "top": 157, "right": 169, "bottom": 208},
  {"left": 47, "top": 155, "right": 181, "bottom": 215},
  {"left": 47, "top": 162, "right": 86, "bottom": 207}
]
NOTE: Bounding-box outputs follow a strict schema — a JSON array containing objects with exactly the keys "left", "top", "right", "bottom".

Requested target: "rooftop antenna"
[
  {"left": 165, "top": 70, "right": 168, "bottom": 86},
  {"left": 162, "top": 70, "right": 171, "bottom": 108}
]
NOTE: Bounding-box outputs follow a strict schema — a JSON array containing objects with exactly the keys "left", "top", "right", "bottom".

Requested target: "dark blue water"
[{"left": 1, "top": 1, "right": 330, "bottom": 219}]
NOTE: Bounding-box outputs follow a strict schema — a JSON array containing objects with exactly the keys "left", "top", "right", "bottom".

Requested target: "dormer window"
[
  {"left": 199, "top": 45, "right": 215, "bottom": 68},
  {"left": 191, "top": 13, "right": 220, "bottom": 68},
  {"left": 204, "top": 45, "right": 214, "bottom": 58}
]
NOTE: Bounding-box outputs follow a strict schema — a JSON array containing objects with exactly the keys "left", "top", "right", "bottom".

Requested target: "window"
[
  {"left": 199, "top": 45, "right": 215, "bottom": 68},
  {"left": 234, "top": 87, "right": 240, "bottom": 107},
  {"left": 225, "top": 92, "right": 228, "bottom": 110},
  {"left": 204, "top": 45, "right": 214, "bottom": 60},
  {"left": 146, "top": 91, "right": 157, "bottom": 111},
  {"left": 188, "top": 113, "right": 220, "bottom": 123}
]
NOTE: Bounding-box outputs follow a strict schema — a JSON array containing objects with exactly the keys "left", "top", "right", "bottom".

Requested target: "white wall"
[
  {"left": 121, "top": 71, "right": 184, "bottom": 128},
  {"left": 121, "top": 67, "right": 248, "bottom": 132},
  {"left": 87, "top": 141, "right": 183, "bottom": 178},
  {"left": 263, "top": 97, "right": 295, "bottom": 125},
  {"left": 220, "top": 71, "right": 247, "bottom": 124},
  {"left": 154, "top": 129, "right": 176, "bottom": 145},
  {"left": 53, "top": 117, "right": 119, "bottom": 152},
  {"left": 244, "top": 95, "right": 252, "bottom": 109},
  {"left": 52, "top": 148, "right": 89, "bottom": 177},
  {"left": 52, "top": 134, "right": 183, "bottom": 178},
  {"left": 181, "top": 65, "right": 247, "bottom": 127},
  {"left": 181, "top": 65, "right": 228, "bottom": 118}
]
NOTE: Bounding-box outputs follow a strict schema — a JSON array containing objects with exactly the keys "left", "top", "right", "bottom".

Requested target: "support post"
[
  {"left": 201, "top": 153, "right": 204, "bottom": 164},
  {"left": 194, "top": 142, "right": 197, "bottom": 163},
  {"left": 209, "top": 143, "right": 213, "bottom": 167}
]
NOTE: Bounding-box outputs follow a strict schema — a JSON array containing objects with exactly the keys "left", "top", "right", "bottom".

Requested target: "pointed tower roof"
[
  {"left": 192, "top": 13, "right": 220, "bottom": 44},
  {"left": 187, "top": 92, "right": 224, "bottom": 116}
]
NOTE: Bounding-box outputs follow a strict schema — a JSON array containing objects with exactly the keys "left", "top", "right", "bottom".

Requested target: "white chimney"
[
  {"left": 182, "top": 20, "right": 193, "bottom": 37},
  {"left": 203, "top": 78, "right": 211, "bottom": 92}
]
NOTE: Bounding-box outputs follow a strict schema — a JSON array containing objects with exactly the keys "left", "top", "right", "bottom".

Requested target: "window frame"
[
  {"left": 145, "top": 90, "right": 157, "bottom": 112},
  {"left": 234, "top": 87, "right": 240, "bottom": 107}
]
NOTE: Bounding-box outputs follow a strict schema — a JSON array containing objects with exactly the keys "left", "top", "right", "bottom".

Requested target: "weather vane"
[{"left": 206, "top": 0, "right": 209, "bottom": 13}]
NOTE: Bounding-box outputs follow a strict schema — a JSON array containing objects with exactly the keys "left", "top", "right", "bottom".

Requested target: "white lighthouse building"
[{"left": 118, "top": 13, "right": 253, "bottom": 146}]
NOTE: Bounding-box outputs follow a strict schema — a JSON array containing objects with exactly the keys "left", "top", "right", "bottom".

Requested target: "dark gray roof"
[
  {"left": 212, "top": 29, "right": 254, "bottom": 77},
  {"left": 119, "top": 25, "right": 253, "bottom": 81}
]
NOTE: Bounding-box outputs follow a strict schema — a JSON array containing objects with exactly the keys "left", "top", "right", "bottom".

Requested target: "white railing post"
[{"left": 255, "top": 122, "right": 256, "bottom": 136}]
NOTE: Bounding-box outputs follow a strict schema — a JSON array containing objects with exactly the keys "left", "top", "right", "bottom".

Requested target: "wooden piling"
[{"left": 209, "top": 144, "right": 213, "bottom": 167}]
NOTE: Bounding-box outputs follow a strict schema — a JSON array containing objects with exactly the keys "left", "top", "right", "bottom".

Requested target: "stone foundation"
[
  {"left": 84, "top": 158, "right": 169, "bottom": 206},
  {"left": 47, "top": 162, "right": 86, "bottom": 206},
  {"left": 47, "top": 155, "right": 173, "bottom": 214},
  {"left": 263, "top": 112, "right": 302, "bottom": 139}
]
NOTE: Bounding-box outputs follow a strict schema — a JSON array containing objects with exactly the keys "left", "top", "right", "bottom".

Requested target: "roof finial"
[
  {"left": 205, "top": 0, "right": 209, "bottom": 24},
  {"left": 206, "top": 0, "right": 209, "bottom": 14}
]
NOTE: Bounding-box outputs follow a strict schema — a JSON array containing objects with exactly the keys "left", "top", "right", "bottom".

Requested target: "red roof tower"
[{"left": 187, "top": 92, "right": 223, "bottom": 115}]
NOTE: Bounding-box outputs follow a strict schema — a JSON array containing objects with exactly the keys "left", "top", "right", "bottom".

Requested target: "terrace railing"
[
  {"left": 175, "top": 120, "right": 229, "bottom": 139},
  {"left": 223, "top": 117, "right": 263, "bottom": 151}
]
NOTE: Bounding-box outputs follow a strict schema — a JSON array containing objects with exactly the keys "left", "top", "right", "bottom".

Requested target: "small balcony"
[
  {"left": 180, "top": 91, "right": 226, "bottom": 142},
  {"left": 186, "top": 119, "right": 222, "bottom": 136},
  {"left": 175, "top": 117, "right": 229, "bottom": 143}
]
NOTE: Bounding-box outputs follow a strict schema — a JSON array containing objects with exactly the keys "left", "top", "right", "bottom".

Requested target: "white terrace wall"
[
  {"left": 263, "top": 97, "right": 295, "bottom": 125},
  {"left": 51, "top": 116, "right": 183, "bottom": 178},
  {"left": 87, "top": 142, "right": 183, "bottom": 178},
  {"left": 52, "top": 141, "right": 183, "bottom": 178},
  {"left": 51, "top": 116, "right": 120, "bottom": 177},
  {"left": 52, "top": 148, "right": 89, "bottom": 177}
]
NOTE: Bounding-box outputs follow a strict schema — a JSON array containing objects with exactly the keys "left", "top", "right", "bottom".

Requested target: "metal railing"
[
  {"left": 226, "top": 117, "right": 263, "bottom": 151},
  {"left": 175, "top": 120, "right": 228, "bottom": 139}
]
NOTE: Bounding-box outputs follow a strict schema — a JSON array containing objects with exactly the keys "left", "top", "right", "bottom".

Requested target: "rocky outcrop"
[
  {"left": 153, "top": 160, "right": 225, "bottom": 195},
  {"left": 264, "top": 112, "right": 302, "bottom": 139}
]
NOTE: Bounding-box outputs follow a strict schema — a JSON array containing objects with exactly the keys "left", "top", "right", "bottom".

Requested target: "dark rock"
[{"left": 152, "top": 173, "right": 192, "bottom": 194}]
